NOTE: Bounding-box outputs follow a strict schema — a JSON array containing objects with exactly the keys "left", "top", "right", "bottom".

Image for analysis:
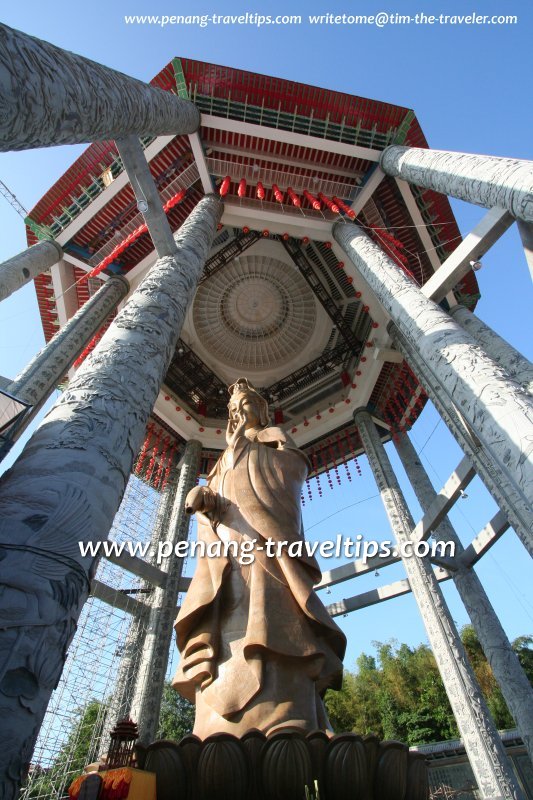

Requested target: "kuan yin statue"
[{"left": 172, "top": 378, "right": 346, "bottom": 738}]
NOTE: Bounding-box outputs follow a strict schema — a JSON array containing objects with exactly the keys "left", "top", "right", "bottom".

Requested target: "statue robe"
[{"left": 172, "top": 426, "right": 346, "bottom": 737}]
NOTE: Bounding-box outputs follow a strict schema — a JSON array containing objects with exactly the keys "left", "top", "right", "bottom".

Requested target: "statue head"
[{"left": 227, "top": 378, "right": 270, "bottom": 430}]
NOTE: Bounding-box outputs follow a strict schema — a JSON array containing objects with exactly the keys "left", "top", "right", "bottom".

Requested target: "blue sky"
[{"left": 0, "top": 0, "right": 532, "bottom": 669}]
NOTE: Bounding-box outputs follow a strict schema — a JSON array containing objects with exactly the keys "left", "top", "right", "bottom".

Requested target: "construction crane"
[{"left": 0, "top": 179, "right": 28, "bottom": 219}]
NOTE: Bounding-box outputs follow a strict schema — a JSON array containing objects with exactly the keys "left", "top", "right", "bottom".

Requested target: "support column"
[
  {"left": 449, "top": 304, "right": 533, "bottom": 395},
  {"left": 354, "top": 409, "right": 524, "bottom": 800},
  {"left": 115, "top": 136, "right": 177, "bottom": 259},
  {"left": 0, "top": 239, "right": 63, "bottom": 302},
  {"left": 380, "top": 145, "right": 533, "bottom": 222},
  {"left": 130, "top": 439, "right": 202, "bottom": 744},
  {"left": 98, "top": 475, "right": 179, "bottom": 759},
  {"left": 517, "top": 221, "right": 533, "bottom": 280},
  {"left": 394, "top": 431, "right": 533, "bottom": 763},
  {"left": 0, "top": 194, "right": 221, "bottom": 800},
  {"left": 334, "top": 221, "right": 533, "bottom": 554},
  {"left": 3, "top": 275, "right": 129, "bottom": 451},
  {"left": 0, "top": 23, "right": 200, "bottom": 151},
  {"left": 390, "top": 322, "right": 533, "bottom": 556}
]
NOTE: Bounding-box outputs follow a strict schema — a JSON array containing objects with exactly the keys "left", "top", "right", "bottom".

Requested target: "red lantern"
[
  {"left": 220, "top": 176, "right": 231, "bottom": 197},
  {"left": 318, "top": 193, "right": 340, "bottom": 214},
  {"left": 256, "top": 182, "right": 265, "bottom": 200},
  {"left": 333, "top": 196, "right": 356, "bottom": 219},
  {"left": 238, "top": 178, "right": 247, "bottom": 198},
  {"left": 303, "top": 189, "right": 321, "bottom": 210},
  {"left": 272, "top": 184, "right": 284, "bottom": 203},
  {"left": 287, "top": 187, "right": 301, "bottom": 207}
]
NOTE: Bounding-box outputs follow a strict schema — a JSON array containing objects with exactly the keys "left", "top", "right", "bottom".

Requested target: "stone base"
[{"left": 136, "top": 730, "right": 429, "bottom": 800}]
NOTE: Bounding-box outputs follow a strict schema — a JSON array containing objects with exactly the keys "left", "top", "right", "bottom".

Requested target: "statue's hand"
[
  {"left": 185, "top": 486, "right": 217, "bottom": 515},
  {"left": 226, "top": 410, "right": 247, "bottom": 447}
]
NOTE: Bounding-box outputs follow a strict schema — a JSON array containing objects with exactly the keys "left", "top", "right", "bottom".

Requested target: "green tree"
[
  {"left": 325, "top": 627, "right": 533, "bottom": 747},
  {"left": 26, "top": 699, "right": 105, "bottom": 799},
  {"left": 461, "top": 625, "right": 533, "bottom": 729},
  {"left": 157, "top": 682, "right": 195, "bottom": 741}
]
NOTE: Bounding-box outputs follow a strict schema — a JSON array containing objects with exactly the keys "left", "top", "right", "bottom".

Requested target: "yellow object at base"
[{"left": 69, "top": 767, "right": 156, "bottom": 800}]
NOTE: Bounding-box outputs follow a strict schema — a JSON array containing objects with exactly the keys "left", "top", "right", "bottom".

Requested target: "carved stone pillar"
[
  {"left": 334, "top": 221, "right": 533, "bottom": 555},
  {"left": 449, "top": 304, "right": 533, "bottom": 394},
  {"left": 380, "top": 144, "right": 533, "bottom": 222},
  {"left": 390, "top": 322, "right": 533, "bottom": 557},
  {"left": 354, "top": 409, "right": 524, "bottom": 800},
  {"left": 130, "top": 439, "right": 202, "bottom": 744},
  {"left": 3, "top": 275, "right": 129, "bottom": 451},
  {"left": 0, "top": 23, "right": 200, "bottom": 150},
  {"left": 0, "top": 195, "right": 221, "bottom": 799},
  {"left": 394, "top": 431, "right": 533, "bottom": 763},
  {"left": 0, "top": 240, "right": 63, "bottom": 302}
]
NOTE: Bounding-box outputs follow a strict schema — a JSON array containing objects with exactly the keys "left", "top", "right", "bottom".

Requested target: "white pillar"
[
  {"left": 0, "top": 239, "right": 63, "bottom": 302},
  {"left": 0, "top": 23, "right": 200, "bottom": 151},
  {"left": 334, "top": 221, "right": 533, "bottom": 555},
  {"left": 395, "top": 431, "right": 533, "bottom": 763},
  {"left": 0, "top": 195, "right": 221, "bottom": 800},
  {"left": 355, "top": 409, "right": 524, "bottom": 800},
  {"left": 130, "top": 439, "right": 201, "bottom": 744},
  {"left": 380, "top": 145, "right": 533, "bottom": 222},
  {"left": 449, "top": 304, "right": 533, "bottom": 394},
  {"left": 4, "top": 275, "right": 129, "bottom": 450},
  {"left": 390, "top": 322, "right": 533, "bottom": 556}
]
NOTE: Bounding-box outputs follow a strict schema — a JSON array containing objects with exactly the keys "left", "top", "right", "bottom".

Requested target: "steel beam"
[
  {"left": 90, "top": 579, "right": 149, "bottom": 616},
  {"left": 461, "top": 511, "right": 511, "bottom": 568},
  {"left": 421, "top": 207, "right": 514, "bottom": 303},
  {"left": 350, "top": 166, "right": 386, "bottom": 214},
  {"left": 104, "top": 551, "right": 168, "bottom": 589},
  {"left": 115, "top": 136, "right": 178, "bottom": 258},
  {"left": 517, "top": 220, "right": 533, "bottom": 280},
  {"left": 327, "top": 567, "right": 451, "bottom": 616},
  {"left": 317, "top": 456, "right": 474, "bottom": 590},
  {"left": 408, "top": 457, "right": 476, "bottom": 543},
  {"left": 201, "top": 114, "right": 382, "bottom": 162},
  {"left": 189, "top": 131, "right": 214, "bottom": 193}
]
